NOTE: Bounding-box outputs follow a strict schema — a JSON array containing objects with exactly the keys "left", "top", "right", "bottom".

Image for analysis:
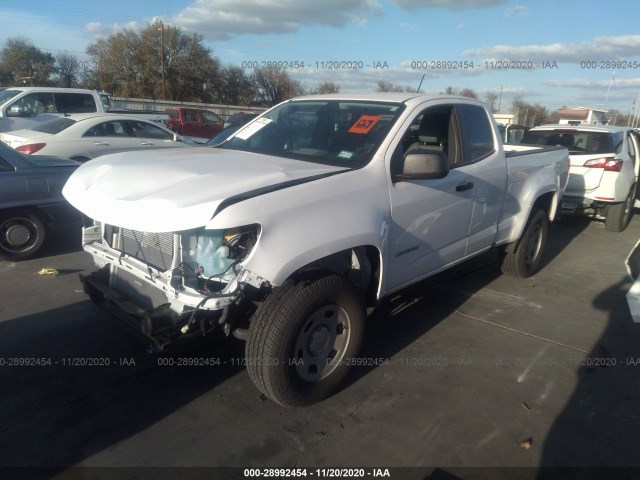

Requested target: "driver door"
[{"left": 386, "top": 103, "right": 477, "bottom": 291}]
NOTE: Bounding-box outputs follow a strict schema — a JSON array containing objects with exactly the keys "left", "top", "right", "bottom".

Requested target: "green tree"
[
  {"left": 220, "top": 66, "right": 254, "bottom": 105},
  {"left": 0, "top": 37, "right": 56, "bottom": 86},
  {"left": 86, "top": 21, "right": 221, "bottom": 101}
]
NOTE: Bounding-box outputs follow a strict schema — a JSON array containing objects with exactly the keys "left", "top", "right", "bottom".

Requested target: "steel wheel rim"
[
  {"left": 294, "top": 304, "right": 351, "bottom": 383},
  {"left": 0, "top": 218, "right": 39, "bottom": 253},
  {"left": 525, "top": 222, "right": 543, "bottom": 266}
]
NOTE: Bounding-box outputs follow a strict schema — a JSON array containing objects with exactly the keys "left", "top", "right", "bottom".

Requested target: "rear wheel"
[
  {"left": 605, "top": 183, "right": 635, "bottom": 232},
  {"left": 0, "top": 210, "right": 46, "bottom": 261},
  {"left": 245, "top": 274, "right": 365, "bottom": 407},
  {"left": 501, "top": 208, "right": 548, "bottom": 278}
]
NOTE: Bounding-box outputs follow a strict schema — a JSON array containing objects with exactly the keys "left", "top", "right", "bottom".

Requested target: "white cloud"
[
  {"left": 456, "top": 23, "right": 465, "bottom": 30},
  {"left": 169, "top": 0, "right": 382, "bottom": 41},
  {"left": 464, "top": 35, "right": 640, "bottom": 63},
  {"left": 504, "top": 5, "right": 527, "bottom": 16},
  {"left": 393, "top": 0, "right": 507, "bottom": 11},
  {"left": 544, "top": 78, "right": 640, "bottom": 89},
  {"left": 84, "top": 21, "right": 141, "bottom": 38}
]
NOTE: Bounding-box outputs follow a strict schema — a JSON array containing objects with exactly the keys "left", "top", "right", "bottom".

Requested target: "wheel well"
[
  {"left": 1, "top": 207, "right": 51, "bottom": 224},
  {"left": 293, "top": 246, "right": 381, "bottom": 307},
  {"left": 533, "top": 191, "right": 556, "bottom": 220}
]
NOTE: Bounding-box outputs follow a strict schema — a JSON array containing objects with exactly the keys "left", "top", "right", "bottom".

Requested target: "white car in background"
[
  {"left": 0, "top": 114, "right": 191, "bottom": 162},
  {"left": 523, "top": 125, "right": 640, "bottom": 232}
]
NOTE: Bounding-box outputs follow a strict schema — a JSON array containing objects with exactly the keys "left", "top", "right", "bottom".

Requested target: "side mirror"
[
  {"left": 395, "top": 149, "right": 449, "bottom": 182},
  {"left": 7, "top": 105, "right": 27, "bottom": 117}
]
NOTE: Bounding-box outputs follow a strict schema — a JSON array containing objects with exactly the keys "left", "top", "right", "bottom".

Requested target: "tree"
[
  {"left": 484, "top": 92, "right": 499, "bottom": 113},
  {"left": 86, "top": 21, "right": 221, "bottom": 101},
  {"left": 0, "top": 37, "right": 56, "bottom": 86},
  {"left": 250, "top": 67, "right": 303, "bottom": 106},
  {"left": 220, "top": 66, "right": 254, "bottom": 105},
  {"left": 55, "top": 52, "right": 80, "bottom": 88},
  {"left": 459, "top": 88, "right": 478, "bottom": 99},
  {"left": 512, "top": 96, "right": 550, "bottom": 127},
  {"left": 441, "top": 86, "right": 478, "bottom": 98},
  {"left": 374, "top": 80, "right": 413, "bottom": 93},
  {"left": 314, "top": 81, "right": 340, "bottom": 94}
]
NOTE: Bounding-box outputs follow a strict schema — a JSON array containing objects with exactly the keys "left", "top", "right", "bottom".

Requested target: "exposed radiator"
[{"left": 104, "top": 225, "right": 174, "bottom": 271}]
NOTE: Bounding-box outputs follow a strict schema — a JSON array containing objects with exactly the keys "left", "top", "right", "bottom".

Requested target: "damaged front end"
[{"left": 80, "top": 221, "right": 264, "bottom": 349}]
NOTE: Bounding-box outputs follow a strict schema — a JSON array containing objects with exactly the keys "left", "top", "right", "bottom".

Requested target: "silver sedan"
[{"left": 0, "top": 114, "right": 192, "bottom": 162}]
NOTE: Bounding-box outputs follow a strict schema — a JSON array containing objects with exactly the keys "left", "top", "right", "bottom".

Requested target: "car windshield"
[
  {"left": 522, "top": 129, "right": 622, "bottom": 155},
  {"left": 0, "top": 89, "right": 22, "bottom": 106},
  {"left": 29, "top": 117, "right": 77, "bottom": 134},
  {"left": 222, "top": 100, "right": 405, "bottom": 168}
]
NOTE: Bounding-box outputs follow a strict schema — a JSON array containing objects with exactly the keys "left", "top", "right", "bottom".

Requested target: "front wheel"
[
  {"left": 245, "top": 274, "right": 365, "bottom": 407},
  {"left": 605, "top": 183, "right": 635, "bottom": 232},
  {"left": 501, "top": 208, "right": 548, "bottom": 278},
  {"left": 0, "top": 210, "right": 46, "bottom": 261}
]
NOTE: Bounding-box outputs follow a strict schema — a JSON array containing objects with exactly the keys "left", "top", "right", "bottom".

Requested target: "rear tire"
[
  {"left": 605, "top": 183, "right": 635, "bottom": 232},
  {"left": 0, "top": 210, "right": 46, "bottom": 261},
  {"left": 501, "top": 208, "right": 548, "bottom": 278},
  {"left": 246, "top": 273, "right": 365, "bottom": 407}
]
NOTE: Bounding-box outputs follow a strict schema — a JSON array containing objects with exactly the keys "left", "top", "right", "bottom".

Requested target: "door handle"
[
  {"left": 94, "top": 142, "right": 108, "bottom": 146},
  {"left": 140, "top": 141, "right": 154, "bottom": 145},
  {"left": 456, "top": 181, "right": 474, "bottom": 192}
]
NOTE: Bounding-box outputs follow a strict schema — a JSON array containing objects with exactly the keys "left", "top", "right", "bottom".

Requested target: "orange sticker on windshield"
[{"left": 348, "top": 115, "right": 380, "bottom": 134}]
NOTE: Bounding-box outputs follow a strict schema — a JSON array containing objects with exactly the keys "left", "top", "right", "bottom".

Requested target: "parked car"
[
  {"left": 0, "top": 140, "right": 80, "bottom": 260},
  {"left": 224, "top": 112, "right": 260, "bottom": 129},
  {"left": 63, "top": 93, "right": 569, "bottom": 406},
  {"left": 164, "top": 107, "right": 224, "bottom": 142},
  {"left": 0, "top": 114, "right": 191, "bottom": 161},
  {"left": 522, "top": 125, "right": 640, "bottom": 232}
]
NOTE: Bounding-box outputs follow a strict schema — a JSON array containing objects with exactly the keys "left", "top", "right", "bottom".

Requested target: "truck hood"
[{"left": 62, "top": 147, "right": 348, "bottom": 232}]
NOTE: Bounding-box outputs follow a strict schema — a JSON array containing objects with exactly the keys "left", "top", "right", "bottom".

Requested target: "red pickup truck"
[{"left": 164, "top": 107, "right": 224, "bottom": 141}]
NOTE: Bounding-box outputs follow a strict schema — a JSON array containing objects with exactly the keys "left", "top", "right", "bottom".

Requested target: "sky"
[{"left": 1, "top": 0, "right": 640, "bottom": 114}]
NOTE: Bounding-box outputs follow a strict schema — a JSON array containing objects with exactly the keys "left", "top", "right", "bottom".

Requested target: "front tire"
[
  {"left": 0, "top": 210, "right": 46, "bottom": 261},
  {"left": 605, "top": 183, "right": 635, "bottom": 232},
  {"left": 501, "top": 208, "right": 548, "bottom": 278},
  {"left": 246, "top": 274, "right": 365, "bottom": 407}
]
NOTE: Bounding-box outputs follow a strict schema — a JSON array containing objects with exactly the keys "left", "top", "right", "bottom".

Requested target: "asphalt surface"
[{"left": 1, "top": 213, "right": 640, "bottom": 480}]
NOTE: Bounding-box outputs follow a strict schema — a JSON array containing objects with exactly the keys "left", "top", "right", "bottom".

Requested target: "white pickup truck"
[
  {"left": 63, "top": 94, "right": 569, "bottom": 406},
  {"left": 0, "top": 87, "right": 167, "bottom": 133}
]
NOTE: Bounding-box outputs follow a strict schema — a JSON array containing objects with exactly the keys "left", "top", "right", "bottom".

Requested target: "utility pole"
[
  {"left": 497, "top": 85, "right": 504, "bottom": 113},
  {"left": 159, "top": 21, "right": 166, "bottom": 100}
]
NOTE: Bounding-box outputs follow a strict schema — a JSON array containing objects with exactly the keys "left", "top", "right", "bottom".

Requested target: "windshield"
[
  {"left": 0, "top": 89, "right": 23, "bottom": 107},
  {"left": 521, "top": 129, "right": 622, "bottom": 155},
  {"left": 222, "top": 100, "right": 405, "bottom": 167},
  {"left": 29, "top": 117, "right": 76, "bottom": 134}
]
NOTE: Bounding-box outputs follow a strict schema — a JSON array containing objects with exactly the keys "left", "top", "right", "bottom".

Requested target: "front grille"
[{"left": 105, "top": 225, "right": 174, "bottom": 271}]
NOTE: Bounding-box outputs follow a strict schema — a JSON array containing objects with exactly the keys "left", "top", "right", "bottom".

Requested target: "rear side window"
[
  {"left": 54, "top": 93, "right": 97, "bottom": 113},
  {"left": 522, "top": 130, "right": 615, "bottom": 154},
  {"left": 458, "top": 104, "right": 495, "bottom": 162},
  {"left": 202, "top": 112, "right": 222, "bottom": 124},
  {"left": 184, "top": 110, "right": 198, "bottom": 122},
  {"left": 126, "top": 120, "right": 173, "bottom": 140},
  {"left": 0, "top": 157, "right": 15, "bottom": 172},
  {"left": 83, "top": 121, "right": 128, "bottom": 137}
]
